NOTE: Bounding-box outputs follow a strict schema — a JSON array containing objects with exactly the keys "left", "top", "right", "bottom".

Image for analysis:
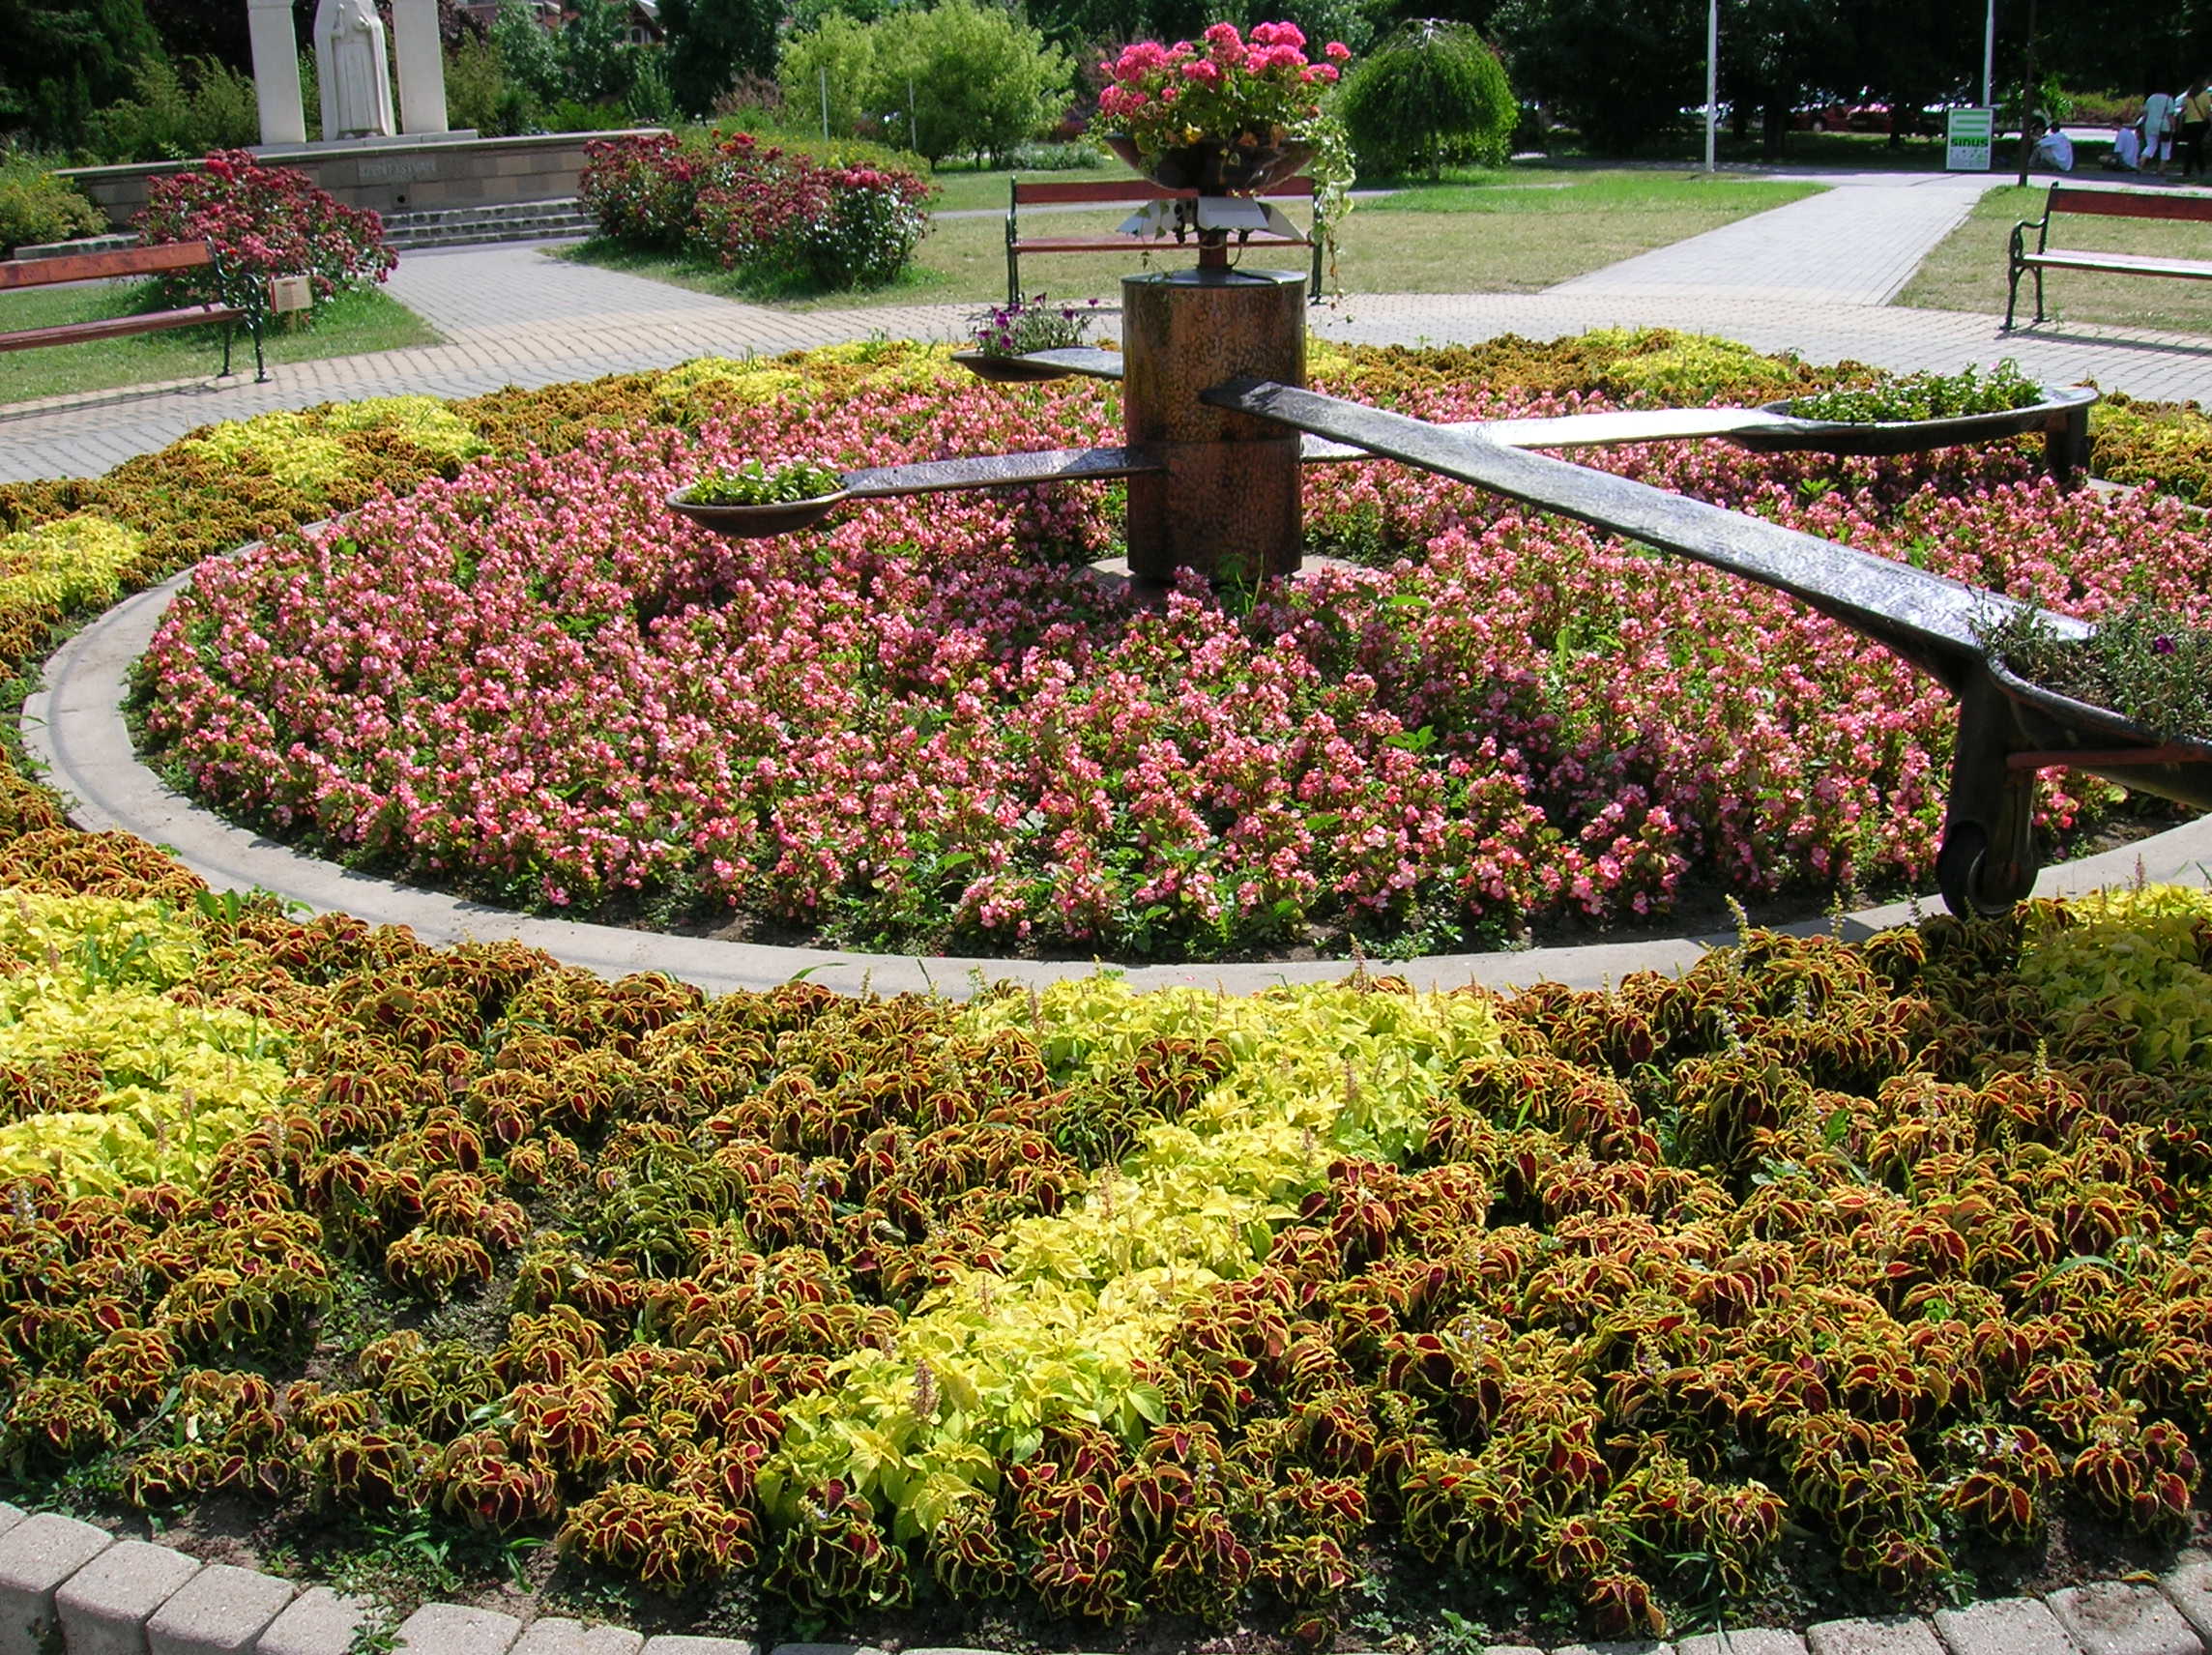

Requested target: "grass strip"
[
  {"left": 0, "top": 283, "right": 441, "bottom": 405},
  {"left": 1897, "top": 182, "right": 2212, "bottom": 335}
]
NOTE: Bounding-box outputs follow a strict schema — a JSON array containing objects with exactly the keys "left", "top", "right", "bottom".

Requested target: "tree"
[
  {"left": 782, "top": 0, "right": 1071, "bottom": 164},
  {"left": 1338, "top": 17, "right": 1516, "bottom": 176},
  {"left": 1721, "top": 0, "right": 1850, "bottom": 160},
  {"left": 494, "top": 0, "right": 565, "bottom": 105},
  {"left": 871, "top": 0, "right": 1070, "bottom": 164},
  {"left": 1493, "top": 0, "right": 1703, "bottom": 153},
  {"left": 778, "top": 12, "right": 878, "bottom": 140},
  {"left": 561, "top": 0, "right": 641, "bottom": 104},
  {"left": 0, "top": 0, "right": 162, "bottom": 145},
  {"left": 663, "top": 0, "right": 782, "bottom": 116}
]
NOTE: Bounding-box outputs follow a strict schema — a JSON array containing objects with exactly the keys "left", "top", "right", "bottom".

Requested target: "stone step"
[{"left": 378, "top": 197, "right": 595, "bottom": 249}]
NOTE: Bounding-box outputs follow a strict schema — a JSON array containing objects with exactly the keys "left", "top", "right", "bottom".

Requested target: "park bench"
[
  {"left": 1006, "top": 176, "right": 1324, "bottom": 306},
  {"left": 0, "top": 239, "right": 271, "bottom": 382},
  {"left": 2006, "top": 183, "right": 2212, "bottom": 330}
]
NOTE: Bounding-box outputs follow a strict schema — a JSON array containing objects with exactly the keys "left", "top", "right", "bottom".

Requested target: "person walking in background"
[
  {"left": 2181, "top": 76, "right": 2212, "bottom": 178},
  {"left": 2143, "top": 81, "right": 2179, "bottom": 176}
]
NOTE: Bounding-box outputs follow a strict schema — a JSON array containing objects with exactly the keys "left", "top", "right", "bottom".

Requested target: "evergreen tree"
[{"left": 0, "top": 0, "right": 162, "bottom": 145}]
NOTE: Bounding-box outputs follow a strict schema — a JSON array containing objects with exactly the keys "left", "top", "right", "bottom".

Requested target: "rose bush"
[
  {"left": 135, "top": 149, "right": 395, "bottom": 316},
  {"left": 133, "top": 344, "right": 2212, "bottom": 960},
  {"left": 580, "top": 131, "right": 930, "bottom": 291}
]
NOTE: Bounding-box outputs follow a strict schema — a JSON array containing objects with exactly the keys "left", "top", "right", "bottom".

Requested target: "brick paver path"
[{"left": 4, "top": 167, "right": 2209, "bottom": 482}]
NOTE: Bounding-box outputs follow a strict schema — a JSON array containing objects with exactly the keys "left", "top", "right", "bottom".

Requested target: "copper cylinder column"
[{"left": 1121, "top": 267, "right": 1306, "bottom": 585}]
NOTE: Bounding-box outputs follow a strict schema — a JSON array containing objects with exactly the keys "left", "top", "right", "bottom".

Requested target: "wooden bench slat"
[
  {"left": 1013, "top": 234, "right": 1312, "bottom": 253},
  {"left": 2022, "top": 248, "right": 2212, "bottom": 278},
  {"left": 0, "top": 240, "right": 213, "bottom": 291},
  {"left": 2045, "top": 187, "right": 2212, "bottom": 224},
  {"left": 0, "top": 304, "right": 243, "bottom": 353}
]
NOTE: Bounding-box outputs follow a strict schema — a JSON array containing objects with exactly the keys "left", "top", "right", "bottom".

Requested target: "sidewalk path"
[
  {"left": 5, "top": 170, "right": 2210, "bottom": 482},
  {"left": 1553, "top": 169, "right": 1998, "bottom": 305}
]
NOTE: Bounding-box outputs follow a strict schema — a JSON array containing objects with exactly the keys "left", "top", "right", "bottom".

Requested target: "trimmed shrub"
[
  {"left": 81, "top": 55, "right": 259, "bottom": 164},
  {"left": 0, "top": 154, "right": 104, "bottom": 256}
]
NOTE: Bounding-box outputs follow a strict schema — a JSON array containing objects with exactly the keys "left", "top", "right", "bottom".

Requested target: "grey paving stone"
[
  {"left": 1679, "top": 1632, "right": 1814, "bottom": 1655},
  {"left": 1935, "top": 1596, "right": 2083, "bottom": 1655},
  {"left": 766, "top": 1644, "right": 886, "bottom": 1655},
  {"left": 54, "top": 1538, "right": 201, "bottom": 1655},
  {"left": 395, "top": 1602, "right": 524, "bottom": 1654},
  {"left": 253, "top": 1587, "right": 373, "bottom": 1655},
  {"left": 2048, "top": 1582, "right": 2207, "bottom": 1655},
  {"left": 643, "top": 1640, "right": 763, "bottom": 1655},
  {"left": 1483, "top": 1644, "right": 1546, "bottom": 1655},
  {"left": 2168, "top": 1556, "right": 2212, "bottom": 1645},
  {"left": 1808, "top": 1618, "right": 1945, "bottom": 1655},
  {"left": 0, "top": 1511, "right": 118, "bottom": 1655},
  {"left": 147, "top": 1564, "right": 298, "bottom": 1655},
  {"left": 0, "top": 1510, "right": 20, "bottom": 1543},
  {"left": 512, "top": 1619, "right": 644, "bottom": 1655},
  {"left": 1553, "top": 1642, "right": 1674, "bottom": 1655}
]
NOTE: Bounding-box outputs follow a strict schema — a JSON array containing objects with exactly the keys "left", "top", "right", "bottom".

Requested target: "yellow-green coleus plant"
[
  {"left": 761, "top": 976, "right": 1501, "bottom": 1538},
  {"left": 0, "top": 514, "right": 142, "bottom": 615},
  {"left": 176, "top": 397, "right": 486, "bottom": 498},
  {"left": 2018, "top": 884, "right": 2212, "bottom": 1071},
  {"left": 0, "top": 889, "right": 292, "bottom": 1193}
]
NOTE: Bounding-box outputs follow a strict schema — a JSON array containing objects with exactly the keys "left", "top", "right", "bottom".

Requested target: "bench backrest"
[
  {"left": 1013, "top": 175, "right": 1316, "bottom": 207},
  {"left": 2047, "top": 184, "right": 2212, "bottom": 224},
  {"left": 0, "top": 239, "right": 214, "bottom": 292}
]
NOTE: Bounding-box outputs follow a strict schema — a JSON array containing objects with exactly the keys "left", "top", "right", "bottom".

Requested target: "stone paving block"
[
  {"left": 55, "top": 1538, "right": 202, "bottom": 1655},
  {"left": 1936, "top": 1596, "right": 2083, "bottom": 1655},
  {"left": 2168, "top": 1556, "right": 2212, "bottom": 1645},
  {"left": 2048, "top": 1582, "right": 2207, "bottom": 1655},
  {"left": 253, "top": 1587, "right": 373, "bottom": 1655},
  {"left": 395, "top": 1602, "right": 524, "bottom": 1654},
  {"left": 147, "top": 1563, "right": 297, "bottom": 1655},
  {"left": 0, "top": 1510, "right": 20, "bottom": 1544},
  {"left": 768, "top": 1643, "right": 887, "bottom": 1655},
  {"left": 1680, "top": 1631, "right": 1814, "bottom": 1655},
  {"left": 643, "top": 1640, "right": 762, "bottom": 1655},
  {"left": 1809, "top": 1617, "right": 1946, "bottom": 1655},
  {"left": 1553, "top": 1642, "right": 1674, "bottom": 1655},
  {"left": 513, "top": 1619, "right": 645, "bottom": 1655},
  {"left": 0, "top": 1511, "right": 118, "bottom": 1655},
  {"left": 1483, "top": 1643, "right": 1546, "bottom": 1655}
]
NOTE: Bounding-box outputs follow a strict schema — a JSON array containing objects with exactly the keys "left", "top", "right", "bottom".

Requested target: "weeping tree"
[{"left": 1337, "top": 17, "right": 1518, "bottom": 177}]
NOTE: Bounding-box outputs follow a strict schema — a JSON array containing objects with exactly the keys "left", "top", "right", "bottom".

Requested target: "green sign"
[{"left": 1947, "top": 106, "right": 1994, "bottom": 171}]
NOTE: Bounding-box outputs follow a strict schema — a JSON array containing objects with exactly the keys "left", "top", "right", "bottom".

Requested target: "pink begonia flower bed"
[{"left": 135, "top": 367, "right": 2212, "bottom": 959}]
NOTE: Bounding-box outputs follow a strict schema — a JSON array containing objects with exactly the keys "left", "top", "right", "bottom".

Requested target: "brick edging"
[{"left": 0, "top": 1500, "right": 2205, "bottom": 1655}]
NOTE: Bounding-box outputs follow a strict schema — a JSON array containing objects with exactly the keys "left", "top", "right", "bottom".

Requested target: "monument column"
[
  {"left": 391, "top": 0, "right": 451, "bottom": 134},
  {"left": 246, "top": 0, "right": 308, "bottom": 145}
]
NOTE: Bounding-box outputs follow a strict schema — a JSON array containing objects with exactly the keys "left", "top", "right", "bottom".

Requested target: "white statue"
[{"left": 314, "top": 0, "right": 397, "bottom": 140}]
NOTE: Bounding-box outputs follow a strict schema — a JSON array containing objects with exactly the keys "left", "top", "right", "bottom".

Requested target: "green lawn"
[
  {"left": 1896, "top": 182, "right": 2212, "bottom": 334},
  {"left": 0, "top": 282, "right": 440, "bottom": 405},
  {"left": 566, "top": 165, "right": 1825, "bottom": 311}
]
